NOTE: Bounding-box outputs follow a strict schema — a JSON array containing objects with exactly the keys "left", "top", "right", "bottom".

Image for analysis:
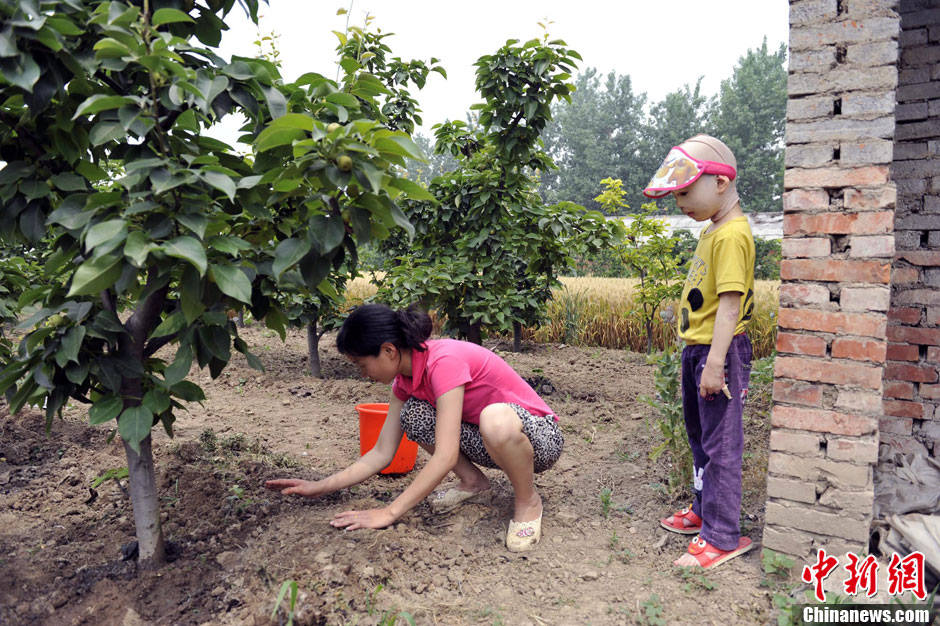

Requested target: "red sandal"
[
  {"left": 659, "top": 507, "right": 702, "bottom": 535},
  {"left": 680, "top": 536, "right": 753, "bottom": 569}
]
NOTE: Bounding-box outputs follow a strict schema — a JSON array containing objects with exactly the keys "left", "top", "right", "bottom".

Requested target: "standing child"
[
  {"left": 643, "top": 134, "right": 756, "bottom": 568},
  {"left": 264, "top": 304, "right": 563, "bottom": 552}
]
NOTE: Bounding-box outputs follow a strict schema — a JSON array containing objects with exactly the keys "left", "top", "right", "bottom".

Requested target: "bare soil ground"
[{"left": 0, "top": 324, "right": 777, "bottom": 625}]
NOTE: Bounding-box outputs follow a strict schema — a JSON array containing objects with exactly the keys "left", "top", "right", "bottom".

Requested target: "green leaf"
[
  {"left": 85, "top": 219, "right": 127, "bottom": 252},
  {"left": 179, "top": 266, "right": 204, "bottom": 323},
  {"left": 390, "top": 178, "right": 435, "bottom": 202},
  {"left": 208, "top": 236, "right": 251, "bottom": 255},
  {"left": 310, "top": 214, "right": 345, "bottom": 254},
  {"left": 89, "top": 396, "right": 123, "bottom": 425},
  {"left": 176, "top": 212, "right": 208, "bottom": 239},
  {"left": 170, "top": 380, "right": 205, "bottom": 402},
  {"left": 374, "top": 134, "right": 425, "bottom": 161},
  {"left": 67, "top": 254, "right": 123, "bottom": 297},
  {"left": 143, "top": 389, "right": 171, "bottom": 415},
  {"left": 209, "top": 264, "right": 252, "bottom": 304},
  {"left": 73, "top": 94, "right": 134, "bottom": 119},
  {"left": 269, "top": 112, "right": 314, "bottom": 131},
  {"left": 50, "top": 173, "right": 87, "bottom": 192},
  {"left": 162, "top": 236, "right": 207, "bottom": 276},
  {"left": 255, "top": 126, "right": 304, "bottom": 152},
  {"left": 89, "top": 121, "right": 124, "bottom": 146},
  {"left": 151, "top": 311, "right": 185, "bottom": 338},
  {"left": 55, "top": 325, "right": 85, "bottom": 368},
  {"left": 202, "top": 170, "right": 235, "bottom": 201},
  {"left": 124, "top": 231, "right": 156, "bottom": 267},
  {"left": 151, "top": 8, "right": 194, "bottom": 26},
  {"left": 164, "top": 344, "right": 192, "bottom": 386},
  {"left": 272, "top": 238, "right": 311, "bottom": 278},
  {"left": 2, "top": 54, "right": 40, "bottom": 91},
  {"left": 262, "top": 85, "right": 287, "bottom": 119},
  {"left": 119, "top": 405, "right": 153, "bottom": 453}
]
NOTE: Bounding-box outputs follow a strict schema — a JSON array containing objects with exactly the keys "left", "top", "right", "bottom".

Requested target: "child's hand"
[
  {"left": 264, "top": 478, "right": 327, "bottom": 498},
  {"left": 330, "top": 507, "right": 396, "bottom": 531},
  {"left": 699, "top": 362, "right": 725, "bottom": 398}
]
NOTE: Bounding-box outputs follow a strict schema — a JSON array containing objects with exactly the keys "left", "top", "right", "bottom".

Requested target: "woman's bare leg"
[{"left": 478, "top": 404, "right": 541, "bottom": 522}]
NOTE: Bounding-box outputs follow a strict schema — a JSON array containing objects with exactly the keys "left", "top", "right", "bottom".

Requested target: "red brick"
[
  {"left": 784, "top": 211, "right": 893, "bottom": 236},
  {"left": 844, "top": 187, "right": 896, "bottom": 210},
  {"left": 828, "top": 438, "right": 879, "bottom": 463},
  {"left": 884, "top": 381, "right": 915, "bottom": 399},
  {"left": 775, "top": 356, "right": 883, "bottom": 389},
  {"left": 782, "top": 237, "right": 832, "bottom": 258},
  {"left": 770, "top": 430, "right": 823, "bottom": 455},
  {"left": 772, "top": 406, "right": 878, "bottom": 436},
  {"left": 928, "top": 307, "right": 940, "bottom": 326},
  {"left": 886, "top": 326, "right": 940, "bottom": 346},
  {"left": 840, "top": 286, "right": 890, "bottom": 312},
  {"left": 783, "top": 189, "right": 831, "bottom": 212},
  {"left": 888, "top": 307, "right": 923, "bottom": 325},
  {"left": 920, "top": 384, "right": 940, "bottom": 400},
  {"left": 929, "top": 347, "right": 940, "bottom": 362},
  {"left": 891, "top": 267, "right": 921, "bottom": 284},
  {"left": 831, "top": 337, "right": 886, "bottom": 362},
  {"left": 848, "top": 235, "right": 894, "bottom": 258},
  {"left": 835, "top": 390, "right": 883, "bottom": 412},
  {"left": 780, "top": 283, "right": 831, "bottom": 306},
  {"left": 880, "top": 417, "right": 913, "bottom": 436},
  {"left": 886, "top": 342, "right": 919, "bottom": 361},
  {"left": 784, "top": 166, "right": 890, "bottom": 189},
  {"left": 781, "top": 259, "right": 891, "bottom": 283},
  {"left": 778, "top": 308, "right": 886, "bottom": 338},
  {"left": 883, "top": 399, "right": 924, "bottom": 418},
  {"left": 898, "top": 251, "right": 940, "bottom": 266},
  {"left": 777, "top": 332, "right": 828, "bottom": 357},
  {"left": 774, "top": 380, "right": 824, "bottom": 405},
  {"left": 885, "top": 362, "right": 939, "bottom": 383}
]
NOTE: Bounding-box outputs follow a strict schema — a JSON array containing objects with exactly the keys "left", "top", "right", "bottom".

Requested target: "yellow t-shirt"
[{"left": 678, "top": 216, "right": 756, "bottom": 345}]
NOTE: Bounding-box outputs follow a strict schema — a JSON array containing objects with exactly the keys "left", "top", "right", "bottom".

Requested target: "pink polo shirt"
[{"left": 392, "top": 339, "right": 556, "bottom": 424}]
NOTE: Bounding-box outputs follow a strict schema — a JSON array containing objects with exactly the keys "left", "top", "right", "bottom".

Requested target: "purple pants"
[{"left": 681, "top": 334, "right": 752, "bottom": 551}]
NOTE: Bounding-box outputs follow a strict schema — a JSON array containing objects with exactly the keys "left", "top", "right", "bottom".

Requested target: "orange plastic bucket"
[{"left": 355, "top": 403, "right": 418, "bottom": 474}]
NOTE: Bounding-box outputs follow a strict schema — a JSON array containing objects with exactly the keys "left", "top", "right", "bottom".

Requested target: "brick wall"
[
  {"left": 763, "top": 0, "right": 900, "bottom": 557},
  {"left": 882, "top": 1, "right": 940, "bottom": 459}
]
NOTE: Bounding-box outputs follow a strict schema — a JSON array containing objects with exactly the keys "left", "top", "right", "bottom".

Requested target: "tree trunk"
[
  {"left": 646, "top": 319, "right": 654, "bottom": 354},
  {"left": 307, "top": 321, "right": 322, "bottom": 378},
  {"left": 236, "top": 310, "right": 245, "bottom": 327},
  {"left": 115, "top": 273, "right": 169, "bottom": 567},
  {"left": 123, "top": 435, "right": 166, "bottom": 568},
  {"left": 466, "top": 321, "right": 482, "bottom": 345},
  {"left": 512, "top": 321, "right": 522, "bottom": 352}
]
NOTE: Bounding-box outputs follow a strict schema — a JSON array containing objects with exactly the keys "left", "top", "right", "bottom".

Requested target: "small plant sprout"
[
  {"left": 638, "top": 594, "right": 666, "bottom": 626},
  {"left": 271, "top": 579, "right": 299, "bottom": 626},
  {"left": 599, "top": 487, "right": 613, "bottom": 519},
  {"left": 90, "top": 466, "right": 129, "bottom": 489}
]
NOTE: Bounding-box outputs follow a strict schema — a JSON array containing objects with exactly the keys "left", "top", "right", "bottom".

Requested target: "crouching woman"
[{"left": 265, "top": 304, "right": 563, "bottom": 551}]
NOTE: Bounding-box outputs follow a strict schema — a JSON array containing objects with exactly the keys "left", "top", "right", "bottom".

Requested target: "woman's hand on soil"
[
  {"left": 263, "top": 478, "right": 324, "bottom": 498},
  {"left": 330, "top": 507, "right": 396, "bottom": 531}
]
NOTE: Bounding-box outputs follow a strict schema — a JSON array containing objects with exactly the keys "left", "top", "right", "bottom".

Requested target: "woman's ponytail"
[{"left": 336, "top": 303, "right": 432, "bottom": 357}]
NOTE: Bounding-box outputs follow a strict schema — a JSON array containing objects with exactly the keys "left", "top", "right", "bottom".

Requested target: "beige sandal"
[
  {"left": 506, "top": 514, "right": 542, "bottom": 552},
  {"left": 427, "top": 487, "right": 491, "bottom": 514}
]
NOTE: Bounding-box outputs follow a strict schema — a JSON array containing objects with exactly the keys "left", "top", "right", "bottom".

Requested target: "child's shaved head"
[{"left": 681, "top": 134, "right": 737, "bottom": 171}]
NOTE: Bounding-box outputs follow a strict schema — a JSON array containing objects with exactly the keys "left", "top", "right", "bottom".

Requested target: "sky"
[{"left": 212, "top": 1, "right": 789, "bottom": 143}]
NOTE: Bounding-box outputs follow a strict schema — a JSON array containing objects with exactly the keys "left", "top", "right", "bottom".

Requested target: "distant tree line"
[{"left": 408, "top": 38, "right": 787, "bottom": 216}]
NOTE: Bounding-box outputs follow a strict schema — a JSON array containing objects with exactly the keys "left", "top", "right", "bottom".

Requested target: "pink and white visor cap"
[{"left": 643, "top": 146, "right": 737, "bottom": 199}]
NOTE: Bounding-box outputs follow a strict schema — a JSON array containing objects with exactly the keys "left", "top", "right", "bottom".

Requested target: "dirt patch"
[{"left": 1, "top": 325, "right": 776, "bottom": 625}]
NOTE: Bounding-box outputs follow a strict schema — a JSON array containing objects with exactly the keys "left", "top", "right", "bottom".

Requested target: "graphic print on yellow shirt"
[{"left": 678, "top": 217, "right": 756, "bottom": 345}]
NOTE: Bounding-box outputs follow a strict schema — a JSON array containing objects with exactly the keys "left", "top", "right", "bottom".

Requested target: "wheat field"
[{"left": 343, "top": 276, "right": 779, "bottom": 358}]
